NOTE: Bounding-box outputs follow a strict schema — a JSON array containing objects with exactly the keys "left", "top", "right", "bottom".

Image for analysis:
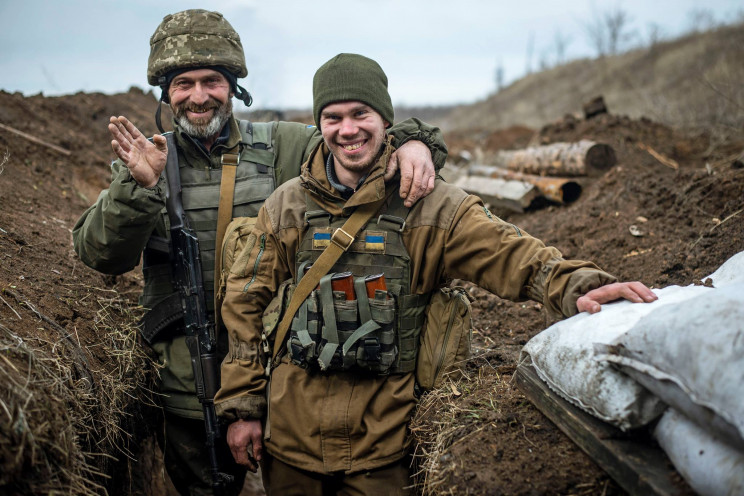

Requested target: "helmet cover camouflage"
[{"left": 147, "top": 9, "right": 247, "bottom": 86}]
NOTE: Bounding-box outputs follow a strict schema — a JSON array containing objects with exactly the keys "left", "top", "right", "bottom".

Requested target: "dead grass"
[
  {"left": 0, "top": 148, "right": 8, "bottom": 175},
  {"left": 0, "top": 286, "right": 156, "bottom": 495},
  {"left": 410, "top": 351, "right": 503, "bottom": 495}
]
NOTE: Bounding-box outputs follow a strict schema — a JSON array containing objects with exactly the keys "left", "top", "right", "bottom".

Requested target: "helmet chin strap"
[
  {"left": 234, "top": 84, "right": 253, "bottom": 108},
  {"left": 155, "top": 89, "right": 168, "bottom": 134}
]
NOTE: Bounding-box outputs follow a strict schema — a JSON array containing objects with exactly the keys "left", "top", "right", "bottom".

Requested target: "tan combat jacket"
[{"left": 215, "top": 138, "right": 617, "bottom": 474}]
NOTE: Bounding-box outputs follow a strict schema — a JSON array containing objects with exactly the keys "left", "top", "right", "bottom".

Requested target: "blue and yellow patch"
[
  {"left": 365, "top": 234, "right": 385, "bottom": 252},
  {"left": 311, "top": 229, "right": 387, "bottom": 252},
  {"left": 313, "top": 232, "right": 331, "bottom": 249}
]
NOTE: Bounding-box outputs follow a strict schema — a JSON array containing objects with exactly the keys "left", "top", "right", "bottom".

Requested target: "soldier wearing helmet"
[{"left": 72, "top": 9, "right": 448, "bottom": 496}]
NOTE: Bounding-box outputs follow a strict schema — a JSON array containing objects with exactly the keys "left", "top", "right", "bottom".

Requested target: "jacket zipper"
[{"left": 243, "top": 234, "right": 266, "bottom": 291}]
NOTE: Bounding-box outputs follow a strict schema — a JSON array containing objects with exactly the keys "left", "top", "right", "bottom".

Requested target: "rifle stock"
[{"left": 164, "top": 133, "right": 233, "bottom": 494}]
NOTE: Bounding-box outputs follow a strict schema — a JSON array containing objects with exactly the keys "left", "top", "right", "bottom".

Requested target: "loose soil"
[{"left": 0, "top": 88, "right": 742, "bottom": 495}]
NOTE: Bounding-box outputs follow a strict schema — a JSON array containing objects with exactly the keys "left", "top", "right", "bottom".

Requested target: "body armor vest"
[
  {"left": 286, "top": 194, "right": 430, "bottom": 375},
  {"left": 141, "top": 121, "right": 276, "bottom": 320}
]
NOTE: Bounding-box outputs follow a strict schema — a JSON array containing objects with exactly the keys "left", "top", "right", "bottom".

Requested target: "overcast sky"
[{"left": 1, "top": 0, "right": 741, "bottom": 110}]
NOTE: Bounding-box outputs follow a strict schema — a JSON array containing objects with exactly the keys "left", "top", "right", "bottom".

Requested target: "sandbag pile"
[{"left": 519, "top": 251, "right": 744, "bottom": 495}]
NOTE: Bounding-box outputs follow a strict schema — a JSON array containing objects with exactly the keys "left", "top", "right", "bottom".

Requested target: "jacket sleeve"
[
  {"left": 272, "top": 121, "right": 324, "bottom": 187},
  {"left": 72, "top": 160, "right": 166, "bottom": 275},
  {"left": 215, "top": 203, "right": 293, "bottom": 421},
  {"left": 442, "top": 195, "right": 617, "bottom": 318},
  {"left": 271, "top": 118, "right": 449, "bottom": 187},
  {"left": 388, "top": 117, "right": 448, "bottom": 171}
]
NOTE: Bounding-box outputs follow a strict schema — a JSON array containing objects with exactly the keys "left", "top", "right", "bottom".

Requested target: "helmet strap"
[
  {"left": 234, "top": 84, "right": 253, "bottom": 107},
  {"left": 155, "top": 90, "right": 167, "bottom": 134}
]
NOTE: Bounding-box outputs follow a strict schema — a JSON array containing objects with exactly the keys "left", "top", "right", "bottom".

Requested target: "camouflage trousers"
[{"left": 161, "top": 411, "right": 248, "bottom": 496}]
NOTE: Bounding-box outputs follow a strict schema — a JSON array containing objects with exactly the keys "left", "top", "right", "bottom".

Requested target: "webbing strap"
[
  {"left": 238, "top": 120, "right": 254, "bottom": 147},
  {"left": 213, "top": 148, "right": 239, "bottom": 334},
  {"left": 272, "top": 195, "right": 386, "bottom": 359},
  {"left": 354, "top": 277, "right": 373, "bottom": 323},
  {"left": 342, "top": 320, "right": 381, "bottom": 357},
  {"left": 317, "top": 274, "right": 339, "bottom": 370},
  {"left": 252, "top": 121, "right": 272, "bottom": 148}
]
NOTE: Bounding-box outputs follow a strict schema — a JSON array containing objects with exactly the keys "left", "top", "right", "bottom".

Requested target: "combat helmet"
[{"left": 148, "top": 9, "right": 252, "bottom": 131}]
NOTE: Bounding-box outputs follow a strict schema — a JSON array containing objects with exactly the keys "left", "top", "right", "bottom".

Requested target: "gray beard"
[{"left": 175, "top": 99, "right": 233, "bottom": 139}]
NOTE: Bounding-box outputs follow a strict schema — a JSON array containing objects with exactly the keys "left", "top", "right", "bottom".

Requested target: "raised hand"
[{"left": 108, "top": 116, "right": 167, "bottom": 188}]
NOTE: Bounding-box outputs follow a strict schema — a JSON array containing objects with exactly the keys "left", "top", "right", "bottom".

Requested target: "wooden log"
[
  {"left": 453, "top": 176, "right": 538, "bottom": 213},
  {"left": 493, "top": 140, "right": 616, "bottom": 177},
  {"left": 515, "top": 362, "right": 694, "bottom": 496},
  {"left": 469, "top": 164, "right": 582, "bottom": 204},
  {"left": 0, "top": 122, "right": 71, "bottom": 156}
]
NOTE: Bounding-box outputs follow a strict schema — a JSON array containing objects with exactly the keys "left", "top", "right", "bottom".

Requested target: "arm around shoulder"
[
  {"left": 389, "top": 117, "right": 448, "bottom": 170},
  {"left": 272, "top": 121, "right": 324, "bottom": 186}
]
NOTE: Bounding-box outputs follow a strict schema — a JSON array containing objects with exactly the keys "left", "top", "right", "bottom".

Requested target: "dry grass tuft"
[
  {"left": 0, "top": 148, "right": 8, "bottom": 175},
  {"left": 0, "top": 286, "right": 156, "bottom": 495},
  {"left": 410, "top": 350, "right": 505, "bottom": 495}
]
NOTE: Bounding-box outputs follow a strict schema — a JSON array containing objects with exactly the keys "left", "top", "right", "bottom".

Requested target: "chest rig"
[
  {"left": 286, "top": 193, "right": 431, "bottom": 375},
  {"left": 141, "top": 121, "right": 275, "bottom": 329}
]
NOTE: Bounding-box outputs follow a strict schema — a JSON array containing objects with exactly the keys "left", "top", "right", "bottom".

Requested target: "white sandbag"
[
  {"left": 706, "top": 250, "right": 744, "bottom": 287},
  {"left": 599, "top": 283, "right": 744, "bottom": 450},
  {"left": 519, "top": 284, "right": 711, "bottom": 430},
  {"left": 654, "top": 409, "right": 744, "bottom": 496}
]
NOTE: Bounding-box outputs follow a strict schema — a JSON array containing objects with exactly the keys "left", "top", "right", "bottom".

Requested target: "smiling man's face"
[
  {"left": 320, "top": 101, "right": 388, "bottom": 186},
  {"left": 168, "top": 68, "right": 233, "bottom": 140}
]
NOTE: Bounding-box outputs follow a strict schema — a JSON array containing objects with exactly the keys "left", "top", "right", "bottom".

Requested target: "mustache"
[
  {"left": 174, "top": 98, "right": 222, "bottom": 114},
  {"left": 184, "top": 103, "right": 219, "bottom": 112}
]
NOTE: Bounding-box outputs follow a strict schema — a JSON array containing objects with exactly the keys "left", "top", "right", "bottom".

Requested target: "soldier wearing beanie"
[
  {"left": 216, "top": 53, "right": 657, "bottom": 495},
  {"left": 312, "top": 53, "right": 395, "bottom": 129},
  {"left": 73, "top": 9, "right": 450, "bottom": 495}
]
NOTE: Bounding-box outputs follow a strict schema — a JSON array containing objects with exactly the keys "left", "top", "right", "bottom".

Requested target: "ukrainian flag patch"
[
  {"left": 313, "top": 232, "right": 331, "bottom": 249},
  {"left": 365, "top": 232, "right": 386, "bottom": 252}
]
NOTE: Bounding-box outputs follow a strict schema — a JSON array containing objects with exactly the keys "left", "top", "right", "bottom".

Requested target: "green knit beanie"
[{"left": 313, "top": 53, "right": 394, "bottom": 128}]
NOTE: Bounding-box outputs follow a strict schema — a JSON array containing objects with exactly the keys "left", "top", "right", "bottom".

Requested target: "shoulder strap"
[
  {"left": 271, "top": 195, "right": 386, "bottom": 359},
  {"left": 238, "top": 120, "right": 273, "bottom": 150},
  {"left": 213, "top": 147, "right": 239, "bottom": 333},
  {"left": 251, "top": 121, "right": 273, "bottom": 149},
  {"left": 238, "top": 120, "right": 275, "bottom": 171}
]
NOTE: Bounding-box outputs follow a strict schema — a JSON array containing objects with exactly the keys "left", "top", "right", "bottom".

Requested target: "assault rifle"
[{"left": 163, "top": 133, "right": 233, "bottom": 494}]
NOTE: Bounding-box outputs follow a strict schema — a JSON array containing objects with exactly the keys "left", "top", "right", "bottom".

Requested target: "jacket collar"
[{"left": 301, "top": 136, "right": 395, "bottom": 216}]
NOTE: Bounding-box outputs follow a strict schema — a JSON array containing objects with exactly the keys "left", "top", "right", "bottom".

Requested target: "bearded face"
[
  {"left": 167, "top": 69, "right": 234, "bottom": 141},
  {"left": 172, "top": 97, "right": 232, "bottom": 139}
]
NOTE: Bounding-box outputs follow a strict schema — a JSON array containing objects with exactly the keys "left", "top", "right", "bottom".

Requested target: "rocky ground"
[{"left": 0, "top": 88, "right": 742, "bottom": 494}]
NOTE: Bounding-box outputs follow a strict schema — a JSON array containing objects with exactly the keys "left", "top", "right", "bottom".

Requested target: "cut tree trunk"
[
  {"left": 468, "top": 164, "right": 582, "bottom": 204},
  {"left": 453, "top": 176, "right": 538, "bottom": 213},
  {"left": 494, "top": 140, "right": 616, "bottom": 177}
]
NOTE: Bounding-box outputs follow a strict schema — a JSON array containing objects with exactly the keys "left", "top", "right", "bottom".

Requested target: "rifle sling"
[
  {"left": 139, "top": 292, "right": 183, "bottom": 344},
  {"left": 271, "top": 195, "right": 387, "bottom": 359}
]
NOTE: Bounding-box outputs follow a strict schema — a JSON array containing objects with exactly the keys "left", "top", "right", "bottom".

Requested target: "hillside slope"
[{"left": 444, "top": 23, "right": 744, "bottom": 135}]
